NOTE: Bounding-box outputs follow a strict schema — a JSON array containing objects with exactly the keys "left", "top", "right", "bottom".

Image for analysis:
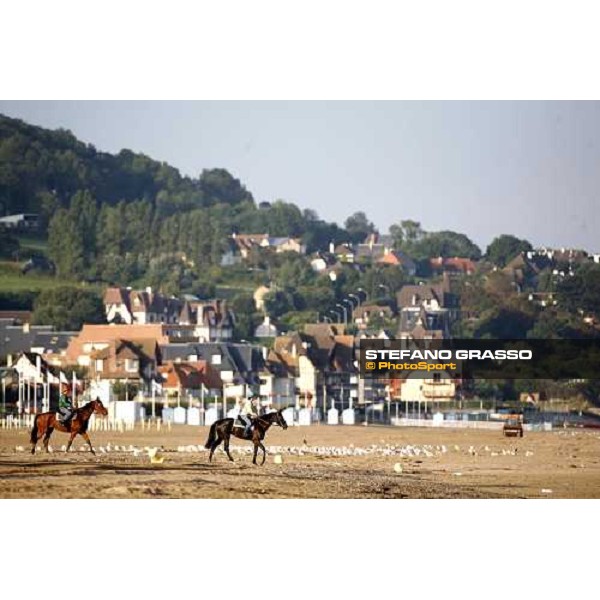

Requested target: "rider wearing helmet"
[
  {"left": 58, "top": 385, "right": 75, "bottom": 426},
  {"left": 239, "top": 393, "right": 259, "bottom": 438}
]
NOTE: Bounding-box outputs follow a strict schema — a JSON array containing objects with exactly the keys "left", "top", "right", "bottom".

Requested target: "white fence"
[{"left": 391, "top": 418, "right": 504, "bottom": 430}]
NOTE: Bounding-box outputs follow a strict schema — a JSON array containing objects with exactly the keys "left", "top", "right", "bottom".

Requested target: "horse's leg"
[
  {"left": 30, "top": 427, "right": 40, "bottom": 455},
  {"left": 259, "top": 442, "right": 267, "bottom": 466},
  {"left": 252, "top": 441, "right": 259, "bottom": 465},
  {"left": 43, "top": 428, "right": 54, "bottom": 453},
  {"left": 223, "top": 433, "right": 234, "bottom": 462},
  {"left": 81, "top": 432, "right": 96, "bottom": 455},
  {"left": 209, "top": 432, "right": 223, "bottom": 462},
  {"left": 65, "top": 432, "right": 77, "bottom": 453},
  {"left": 30, "top": 416, "right": 42, "bottom": 455}
]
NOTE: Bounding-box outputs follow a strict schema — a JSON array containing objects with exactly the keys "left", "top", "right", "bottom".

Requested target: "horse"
[
  {"left": 204, "top": 409, "right": 288, "bottom": 465},
  {"left": 30, "top": 399, "right": 108, "bottom": 455}
]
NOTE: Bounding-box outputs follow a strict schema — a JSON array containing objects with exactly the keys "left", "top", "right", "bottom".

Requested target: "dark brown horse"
[
  {"left": 30, "top": 399, "right": 108, "bottom": 455},
  {"left": 204, "top": 409, "right": 288, "bottom": 465}
]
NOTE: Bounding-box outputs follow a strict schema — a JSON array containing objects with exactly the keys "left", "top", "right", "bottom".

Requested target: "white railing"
[{"left": 391, "top": 418, "right": 504, "bottom": 430}]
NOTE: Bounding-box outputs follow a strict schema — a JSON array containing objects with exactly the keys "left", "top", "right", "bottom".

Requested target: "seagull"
[{"left": 148, "top": 447, "right": 165, "bottom": 464}]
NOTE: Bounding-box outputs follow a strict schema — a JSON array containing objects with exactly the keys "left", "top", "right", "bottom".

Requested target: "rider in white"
[{"left": 239, "top": 394, "right": 259, "bottom": 437}]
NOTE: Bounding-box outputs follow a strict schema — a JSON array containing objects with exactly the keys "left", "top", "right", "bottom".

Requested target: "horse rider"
[
  {"left": 58, "top": 385, "right": 75, "bottom": 426},
  {"left": 239, "top": 393, "right": 259, "bottom": 438}
]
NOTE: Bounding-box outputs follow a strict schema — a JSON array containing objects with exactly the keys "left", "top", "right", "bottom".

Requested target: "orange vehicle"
[{"left": 503, "top": 416, "right": 524, "bottom": 437}]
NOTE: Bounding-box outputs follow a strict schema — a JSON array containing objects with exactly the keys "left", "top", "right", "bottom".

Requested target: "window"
[
  {"left": 125, "top": 359, "right": 139, "bottom": 373},
  {"left": 95, "top": 359, "right": 103, "bottom": 372},
  {"left": 212, "top": 354, "right": 222, "bottom": 365}
]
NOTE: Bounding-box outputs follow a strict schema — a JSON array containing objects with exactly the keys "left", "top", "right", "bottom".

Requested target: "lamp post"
[
  {"left": 329, "top": 309, "right": 342, "bottom": 323},
  {"left": 336, "top": 303, "right": 348, "bottom": 325},
  {"left": 342, "top": 299, "right": 354, "bottom": 325},
  {"left": 348, "top": 293, "right": 361, "bottom": 307}
]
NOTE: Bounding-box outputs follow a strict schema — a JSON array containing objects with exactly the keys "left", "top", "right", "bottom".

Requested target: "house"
[
  {"left": 310, "top": 253, "right": 336, "bottom": 273},
  {"left": 182, "top": 300, "right": 235, "bottom": 341},
  {"left": 352, "top": 304, "right": 395, "bottom": 329},
  {"left": 232, "top": 233, "right": 306, "bottom": 258},
  {"left": 157, "top": 360, "right": 223, "bottom": 398},
  {"left": 0, "top": 311, "right": 32, "bottom": 324},
  {"left": 220, "top": 237, "right": 243, "bottom": 266},
  {"left": 0, "top": 319, "right": 54, "bottom": 364},
  {"left": 396, "top": 275, "right": 458, "bottom": 312},
  {"left": 0, "top": 213, "right": 39, "bottom": 230},
  {"left": 389, "top": 371, "right": 457, "bottom": 404},
  {"left": 232, "top": 233, "right": 270, "bottom": 258},
  {"left": 254, "top": 316, "right": 278, "bottom": 338},
  {"left": 87, "top": 338, "right": 161, "bottom": 393},
  {"left": 268, "top": 332, "right": 319, "bottom": 407},
  {"left": 103, "top": 287, "right": 184, "bottom": 325},
  {"left": 262, "top": 237, "right": 306, "bottom": 254},
  {"left": 11, "top": 352, "right": 68, "bottom": 412},
  {"left": 104, "top": 289, "right": 235, "bottom": 340},
  {"left": 396, "top": 276, "right": 457, "bottom": 340},
  {"left": 30, "top": 331, "right": 78, "bottom": 363},
  {"left": 355, "top": 232, "right": 395, "bottom": 262},
  {"left": 160, "top": 341, "right": 267, "bottom": 399},
  {"left": 430, "top": 256, "right": 476, "bottom": 275},
  {"left": 266, "top": 324, "right": 359, "bottom": 410},
  {"left": 377, "top": 250, "right": 417, "bottom": 275},
  {"left": 331, "top": 243, "right": 356, "bottom": 263},
  {"left": 13, "top": 352, "right": 63, "bottom": 385},
  {"left": 397, "top": 306, "right": 451, "bottom": 340},
  {"left": 104, "top": 287, "right": 183, "bottom": 325},
  {"left": 65, "top": 324, "right": 169, "bottom": 366}
]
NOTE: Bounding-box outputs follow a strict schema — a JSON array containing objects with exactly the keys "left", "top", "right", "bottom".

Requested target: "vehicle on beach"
[{"left": 503, "top": 416, "right": 524, "bottom": 437}]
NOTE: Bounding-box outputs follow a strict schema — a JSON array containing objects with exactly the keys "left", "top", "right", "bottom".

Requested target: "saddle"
[{"left": 56, "top": 412, "right": 74, "bottom": 426}]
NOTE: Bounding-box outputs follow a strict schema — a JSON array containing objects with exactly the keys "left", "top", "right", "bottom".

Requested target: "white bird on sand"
[{"left": 148, "top": 447, "right": 165, "bottom": 464}]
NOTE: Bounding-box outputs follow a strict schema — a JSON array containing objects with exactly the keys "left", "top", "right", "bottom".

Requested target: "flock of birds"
[{"left": 17, "top": 441, "right": 535, "bottom": 461}]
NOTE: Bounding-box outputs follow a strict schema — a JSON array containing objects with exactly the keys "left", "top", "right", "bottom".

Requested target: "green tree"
[
  {"left": 33, "top": 287, "right": 105, "bottom": 330},
  {"left": 199, "top": 168, "right": 253, "bottom": 206},
  {"left": 389, "top": 220, "right": 425, "bottom": 249},
  {"left": 414, "top": 230, "right": 481, "bottom": 260},
  {"left": 485, "top": 234, "right": 533, "bottom": 267},
  {"left": 344, "top": 211, "right": 375, "bottom": 244},
  {"left": 555, "top": 263, "right": 600, "bottom": 319},
  {"left": 0, "top": 229, "right": 19, "bottom": 259}
]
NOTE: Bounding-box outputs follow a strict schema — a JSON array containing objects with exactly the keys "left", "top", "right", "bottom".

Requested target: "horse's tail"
[
  {"left": 30, "top": 415, "right": 39, "bottom": 444},
  {"left": 204, "top": 421, "right": 218, "bottom": 449}
]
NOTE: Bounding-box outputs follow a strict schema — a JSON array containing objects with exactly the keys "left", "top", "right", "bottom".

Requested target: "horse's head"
[
  {"left": 276, "top": 409, "right": 288, "bottom": 430},
  {"left": 93, "top": 398, "right": 108, "bottom": 416}
]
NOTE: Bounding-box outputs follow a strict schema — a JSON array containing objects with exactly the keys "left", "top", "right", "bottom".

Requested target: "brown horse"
[
  {"left": 204, "top": 409, "right": 288, "bottom": 465},
  {"left": 30, "top": 399, "right": 108, "bottom": 455}
]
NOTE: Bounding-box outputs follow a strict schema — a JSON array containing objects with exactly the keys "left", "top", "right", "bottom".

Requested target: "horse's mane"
[
  {"left": 76, "top": 400, "right": 97, "bottom": 412},
  {"left": 257, "top": 410, "right": 280, "bottom": 422}
]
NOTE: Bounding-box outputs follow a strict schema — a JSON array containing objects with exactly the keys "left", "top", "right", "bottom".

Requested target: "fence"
[{"left": 390, "top": 417, "right": 504, "bottom": 430}]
